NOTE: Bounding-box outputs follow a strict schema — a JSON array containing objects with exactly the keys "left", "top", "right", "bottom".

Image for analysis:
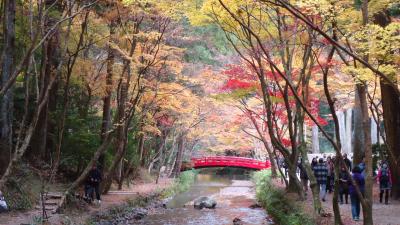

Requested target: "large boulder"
[{"left": 194, "top": 196, "right": 217, "bottom": 209}]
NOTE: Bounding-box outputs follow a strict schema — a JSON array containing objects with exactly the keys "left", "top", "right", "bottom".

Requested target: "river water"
[{"left": 136, "top": 168, "right": 273, "bottom": 225}]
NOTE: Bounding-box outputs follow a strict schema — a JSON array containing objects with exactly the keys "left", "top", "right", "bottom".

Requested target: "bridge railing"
[{"left": 191, "top": 156, "right": 270, "bottom": 169}]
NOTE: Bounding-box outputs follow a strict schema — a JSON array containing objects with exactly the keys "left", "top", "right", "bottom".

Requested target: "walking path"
[
  {"left": 273, "top": 179, "right": 400, "bottom": 225},
  {"left": 0, "top": 179, "right": 173, "bottom": 225}
]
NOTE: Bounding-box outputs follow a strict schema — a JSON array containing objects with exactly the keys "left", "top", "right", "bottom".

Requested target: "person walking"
[
  {"left": 338, "top": 166, "right": 349, "bottom": 204},
  {"left": 349, "top": 166, "right": 365, "bottom": 221},
  {"left": 377, "top": 161, "right": 392, "bottom": 204},
  {"left": 326, "top": 156, "right": 334, "bottom": 193},
  {"left": 298, "top": 158, "right": 309, "bottom": 194},
  {"left": 86, "top": 163, "right": 102, "bottom": 204},
  {"left": 311, "top": 157, "right": 318, "bottom": 170},
  {"left": 343, "top": 153, "right": 352, "bottom": 171},
  {"left": 313, "top": 158, "right": 328, "bottom": 201}
]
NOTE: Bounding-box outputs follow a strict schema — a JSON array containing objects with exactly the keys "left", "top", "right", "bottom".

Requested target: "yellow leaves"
[
  {"left": 350, "top": 23, "right": 400, "bottom": 62},
  {"left": 379, "top": 64, "right": 399, "bottom": 81},
  {"left": 369, "top": 0, "right": 398, "bottom": 17},
  {"left": 296, "top": 0, "right": 338, "bottom": 17},
  {"left": 342, "top": 66, "right": 375, "bottom": 83},
  {"left": 142, "top": 124, "right": 162, "bottom": 136}
]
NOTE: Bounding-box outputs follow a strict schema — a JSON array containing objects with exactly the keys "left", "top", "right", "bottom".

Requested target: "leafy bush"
[
  {"left": 253, "top": 170, "right": 315, "bottom": 225},
  {"left": 3, "top": 165, "right": 41, "bottom": 210},
  {"left": 161, "top": 170, "right": 197, "bottom": 198}
]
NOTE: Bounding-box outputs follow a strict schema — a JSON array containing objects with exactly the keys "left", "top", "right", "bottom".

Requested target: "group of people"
[{"left": 295, "top": 154, "right": 393, "bottom": 221}]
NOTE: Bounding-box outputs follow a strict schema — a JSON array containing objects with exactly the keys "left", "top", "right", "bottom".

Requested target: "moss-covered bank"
[{"left": 252, "top": 170, "right": 315, "bottom": 225}]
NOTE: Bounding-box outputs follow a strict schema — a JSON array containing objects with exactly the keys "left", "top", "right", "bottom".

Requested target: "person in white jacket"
[{"left": 0, "top": 191, "right": 8, "bottom": 212}]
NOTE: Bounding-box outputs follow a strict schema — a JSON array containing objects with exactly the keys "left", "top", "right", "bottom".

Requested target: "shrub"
[
  {"left": 161, "top": 170, "right": 196, "bottom": 198},
  {"left": 252, "top": 170, "right": 315, "bottom": 225}
]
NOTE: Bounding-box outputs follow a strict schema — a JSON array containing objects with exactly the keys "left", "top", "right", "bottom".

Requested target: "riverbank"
[
  {"left": 0, "top": 178, "right": 173, "bottom": 225},
  {"left": 89, "top": 170, "right": 197, "bottom": 225},
  {"left": 253, "top": 170, "right": 315, "bottom": 225}
]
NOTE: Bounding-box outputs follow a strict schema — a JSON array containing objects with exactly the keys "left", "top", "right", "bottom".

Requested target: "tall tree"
[{"left": 0, "top": 0, "right": 15, "bottom": 173}]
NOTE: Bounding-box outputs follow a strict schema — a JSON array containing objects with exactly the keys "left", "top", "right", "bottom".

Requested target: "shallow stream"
[{"left": 136, "top": 168, "right": 272, "bottom": 225}]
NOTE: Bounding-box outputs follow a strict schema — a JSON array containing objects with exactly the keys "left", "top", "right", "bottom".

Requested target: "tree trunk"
[
  {"left": 353, "top": 89, "right": 365, "bottom": 165},
  {"left": 380, "top": 80, "right": 400, "bottom": 199},
  {"left": 332, "top": 159, "right": 342, "bottom": 224},
  {"left": 0, "top": 0, "right": 15, "bottom": 174},
  {"left": 344, "top": 108, "right": 352, "bottom": 154},
  {"left": 359, "top": 2, "right": 374, "bottom": 224},
  {"left": 99, "top": 21, "right": 116, "bottom": 173},
  {"left": 171, "top": 135, "right": 185, "bottom": 177},
  {"left": 300, "top": 125, "right": 322, "bottom": 213},
  {"left": 29, "top": 0, "right": 61, "bottom": 161},
  {"left": 373, "top": 9, "right": 400, "bottom": 200},
  {"left": 311, "top": 125, "right": 320, "bottom": 153}
]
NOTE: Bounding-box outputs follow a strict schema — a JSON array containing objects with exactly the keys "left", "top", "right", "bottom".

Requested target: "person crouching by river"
[
  {"left": 85, "top": 163, "right": 102, "bottom": 204},
  {"left": 349, "top": 166, "right": 365, "bottom": 221}
]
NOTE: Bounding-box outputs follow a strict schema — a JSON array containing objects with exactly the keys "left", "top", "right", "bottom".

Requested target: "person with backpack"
[
  {"left": 377, "top": 161, "right": 392, "bottom": 204},
  {"left": 349, "top": 166, "right": 365, "bottom": 221}
]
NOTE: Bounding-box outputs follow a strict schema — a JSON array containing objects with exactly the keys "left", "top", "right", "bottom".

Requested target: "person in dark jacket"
[
  {"left": 311, "top": 157, "right": 318, "bottom": 170},
  {"left": 349, "top": 166, "right": 365, "bottom": 221},
  {"left": 338, "top": 166, "right": 349, "bottom": 204},
  {"left": 298, "top": 158, "right": 309, "bottom": 193},
  {"left": 342, "top": 153, "right": 352, "bottom": 171},
  {"left": 326, "top": 156, "right": 334, "bottom": 193},
  {"left": 377, "top": 161, "right": 392, "bottom": 204},
  {"left": 86, "top": 163, "right": 102, "bottom": 204},
  {"left": 313, "top": 158, "right": 328, "bottom": 201}
]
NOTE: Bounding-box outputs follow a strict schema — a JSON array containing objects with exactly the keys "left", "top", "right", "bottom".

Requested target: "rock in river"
[
  {"left": 233, "top": 217, "right": 243, "bottom": 225},
  {"left": 194, "top": 196, "right": 217, "bottom": 209}
]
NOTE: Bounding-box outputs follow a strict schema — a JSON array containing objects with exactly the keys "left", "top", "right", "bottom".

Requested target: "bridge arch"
[{"left": 183, "top": 156, "right": 271, "bottom": 171}]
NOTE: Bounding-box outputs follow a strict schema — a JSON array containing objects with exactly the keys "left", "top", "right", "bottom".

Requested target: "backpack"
[{"left": 380, "top": 168, "right": 389, "bottom": 183}]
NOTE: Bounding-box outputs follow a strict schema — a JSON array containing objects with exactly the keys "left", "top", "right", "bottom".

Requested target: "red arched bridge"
[{"left": 182, "top": 156, "right": 271, "bottom": 170}]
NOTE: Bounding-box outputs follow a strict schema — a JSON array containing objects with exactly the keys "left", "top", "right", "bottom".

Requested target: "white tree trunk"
[
  {"left": 370, "top": 118, "right": 378, "bottom": 144},
  {"left": 312, "top": 125, "right": 319, "bottom": 153},
  {"left": 345, "top": 108, "right": 353, "bottom": 154},
  {"left": 337, "top": 111, "right": 347, "bottom": 153}
]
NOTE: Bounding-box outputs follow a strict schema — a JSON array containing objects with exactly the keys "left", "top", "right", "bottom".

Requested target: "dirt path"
[
  {"left": 273, "top": 179, "right": 400, "bottom": 225},
  {"left": 0, "top": 179, "right": 173, "bottom": 225},
  {"left": 318, "top": 185, "right": 400, "bottom": 225}
]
